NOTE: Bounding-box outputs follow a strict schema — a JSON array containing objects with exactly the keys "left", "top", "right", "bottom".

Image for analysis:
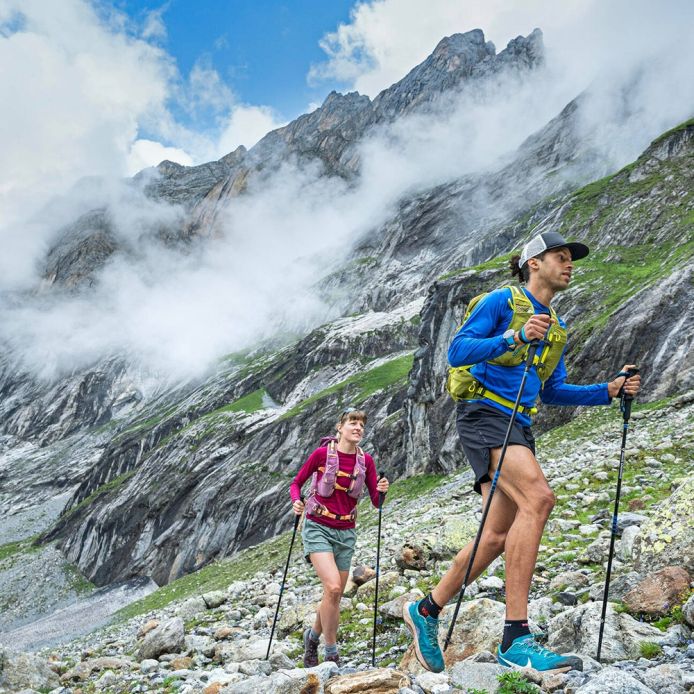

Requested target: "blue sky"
[{"left": 115, "top": 0, "right": 357, "bottom": 122}]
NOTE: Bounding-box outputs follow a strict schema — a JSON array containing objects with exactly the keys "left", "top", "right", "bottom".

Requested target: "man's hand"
[
  {"left": 292, "top": 499, "right": 305, "bottom": 515},
  {"left": 517, "top": 314, "right": 555, "bottom": 343},
  {"left": 377, "top": 477, "right": 389, "bottom": 494},
  {"left": 608, "top": 364, "right": 641, "bottom": 399}
]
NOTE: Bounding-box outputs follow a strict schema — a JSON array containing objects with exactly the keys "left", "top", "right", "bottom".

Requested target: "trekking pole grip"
[
  {"left": 619, "top": 367, "right": 639, "bottom": 421},
  {"left": 293, "top": 495, "right": 305, "bottom": 529}
]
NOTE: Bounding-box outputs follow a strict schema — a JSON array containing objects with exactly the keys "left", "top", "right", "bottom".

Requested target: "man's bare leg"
[
  {"left": 432, "top": 479, "right": 517, "bottom": 607},
  {"left": 491, "top": 446, "right": 555, "bottom": 620},
  {"left": 432, "top": 444, "right": 554, "bottom": 618}
]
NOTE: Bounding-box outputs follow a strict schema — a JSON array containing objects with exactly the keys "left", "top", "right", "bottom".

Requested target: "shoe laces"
[
  {"left": 525, "top": 638, "right": 556, "bottom": 659},
  {"left": 424, "top": 617, "right": 440, "bottom": 644}
]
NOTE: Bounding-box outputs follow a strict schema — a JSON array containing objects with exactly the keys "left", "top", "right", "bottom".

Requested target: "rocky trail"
[{"left": 1, "top": 393, "right": 692, "bottom": 692}]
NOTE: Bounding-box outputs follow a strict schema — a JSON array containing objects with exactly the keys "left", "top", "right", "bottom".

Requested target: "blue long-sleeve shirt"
[{"left": 448, "top": 287, "right": 610, "bottom": 426}]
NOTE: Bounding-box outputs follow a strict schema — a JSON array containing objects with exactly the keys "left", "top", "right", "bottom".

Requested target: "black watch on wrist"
[{"left": 502, "top": 328, "right": 516, "bottom": 350}]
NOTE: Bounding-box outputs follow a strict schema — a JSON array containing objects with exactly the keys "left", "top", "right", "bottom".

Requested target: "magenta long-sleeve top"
[{"left": 289, "top": 446, "right": 380, "bottom": 529}]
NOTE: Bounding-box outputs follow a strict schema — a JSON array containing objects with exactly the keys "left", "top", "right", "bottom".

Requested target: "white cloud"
[
  {"left": 0, "top": 0, "right": 287, "bottom": 288},
  {"left": 142, "top": 6, "right": 167, "bottom": 41},
  {"left": 126, "top": 139, "right": 193, "bottom": 176},
  {"left": 1, "top": 0, "right": 693, "bottom": 382},
  {"left": 216, "top": 105, "right": 285, "bottom": 155}
]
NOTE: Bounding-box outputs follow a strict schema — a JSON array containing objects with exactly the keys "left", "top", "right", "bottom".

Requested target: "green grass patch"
[
  {"left": 280, "top": 353, "right": 414, "bottom": 420},
  {"left": 438, "top": 253, "right": 513, "bottom": 281},
  {"left": 568, "top": 239, "right": 694, "bottom": 336},
  {"left": 64, "top": 471, "right": 136, "bottom": 518},
  {"left": 63, "top": 563, "right": 95, "bottom": 595},
  {"left": 0, "top": 536, "right": 41, "bottom": 562},
  {"left": 639, "top": 641, "right": 663, "bottom": 659},
  {"left": 497, "top": 670, "right": 537, "bottom": 693},
  {"left": 116, "top": 529, "right": 296, "bottom": 621},
  {"left": 213, "top": 388, "right": 267, "bottom": 415},
  {"left": 650, "top": 117, "right": 694, "bottom": 147}
]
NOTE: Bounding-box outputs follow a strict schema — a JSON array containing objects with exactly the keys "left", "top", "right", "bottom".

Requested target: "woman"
[{"left": 290, "top": 407, "right": 389, "bottom": 667}]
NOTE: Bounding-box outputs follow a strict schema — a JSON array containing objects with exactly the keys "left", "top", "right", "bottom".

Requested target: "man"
[{"left": 402, "top": 231, "right": 641, "bottom": 673}]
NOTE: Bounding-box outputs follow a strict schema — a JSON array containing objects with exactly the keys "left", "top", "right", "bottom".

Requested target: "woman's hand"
[
  {"left": 377, "top": 477, "right": 389, "bottom": 494},
  {"left": 608, "top": 365, "right": 641, "bottom": 399},
  {"left": 292, "top": 499, "right": 305, "bottom": 515}
]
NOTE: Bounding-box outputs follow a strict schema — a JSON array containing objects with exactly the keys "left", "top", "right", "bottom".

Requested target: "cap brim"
[{"left": 565, "top": 242, "right": 589, "bottom": 261}]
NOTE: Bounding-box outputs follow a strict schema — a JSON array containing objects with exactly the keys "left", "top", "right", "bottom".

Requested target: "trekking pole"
[
  {"left": 372, "top": 473, "right": 385, "bottom": 667},
  {"left": 444, "top": 340, "right": 541, "bottom": 651},
  {"left": 266, "top": 497, "right": 303, "bottom": 660},
  {"left": 597, "top": 368, "right": 638, "bottom": 662}
]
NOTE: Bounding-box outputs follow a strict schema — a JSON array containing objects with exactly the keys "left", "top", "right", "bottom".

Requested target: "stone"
[
  {"left": 449, "top": 661, "right": 506, "bottom": 692},
  {"left": 216, "top": 638, "right": 288, "bottom": 662},
  {"left": 589, "top": 571, "right": 642, "bottom": 602},
  {"left": 479, "top": 576, "right": 504, "bottom": 591},
  {"left": 573, "top": 666, "right": 656, "bottom": 693},
  {"left": 578, "top": 536, "right": 610, "bottom": 564},
  {"left": 214, "top": 626, "right": 234, "bottom": 640},
  {"left": 528, "top": 597, "right": 553, "bottom": 626},
  {"left": 640, "top": 663, "right": 685, "bottom": 694},
  {"left": 634, "top": 478, "right": 694, "bottom": 574},
  {"left": 203, "top": 590, "right": 228, "bottom": 608},
  {"left": 555, "top": 592, "right": 578, "bottom": 606},
  {"left": 619, "top": 525, "right": 641, "bottom": 560},
  {"left": 397, "top": 543, "right": 429, "bottom": 571},
  {"left": 0, "top": 647, "right": 60, "bottom": 691},
  {"left": 269, "top": 652, "right": 294, "bottom": 669},
  {"left": 60, "top": 656, "right": 133, "bottom": 682},
  {"left": 547, "top": 601, "right": 663, "bottom": 663},
  {"left": 139, "top": 659, "right": 159, "bottom": 673},
  {"left": 170, "top": 656, "right": 193, "bottom": 670},
  {"left": 238, "top": 659, "right": 273, "bottom": 676},
  {"left": 379, "top": 590, "right": 424, "bottom": 619},
  {"left": 138, "top": 617, "right": 185, "bottom": 660},
  {"left": 414, "top": 670, "right": 450, "bottom": 693},
  {"left": 185, "top": 634, "right": 217, "bottom": 658},
  {"left": 682, "top": 593, "right": 694, "bottom": 627},
  {"left": 549, "top": 571, "right": 590, "bottom": 592},
  {"left": 324, "top": 669, "right": 410, "bottom": 693},
  {"left": 622, "top": 566, "right": 691, "bottom": 616},
  {"left": 138, "top": 619, "right": 160, "bottom": 637},
  {"left": 277, "top": 603, "right": 316, "bottom": 636},
  {"left": 352, "top": 565, "right": 376, "bottom": 585},
  {"left": 356, "top": 571, "right": 400, "bottom": 602},
  {"left": 176, "top": 596, "right": 207, "bottom": 619}
]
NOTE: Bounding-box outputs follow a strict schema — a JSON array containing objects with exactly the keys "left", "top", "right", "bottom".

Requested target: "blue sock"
[
  {"left": 324, "top": 642, "right": 338, "bottom": 656},
  {"left": 309, "top": 628, "right": 320, "bottom": 643}
]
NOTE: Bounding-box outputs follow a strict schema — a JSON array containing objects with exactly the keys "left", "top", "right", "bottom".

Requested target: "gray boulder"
[
  {"left": 547, "top": 601, "right": 662, "bottom": 663},
  {"left": 575, "top": 667, "right": 656, "bottom": 693},
  {"left": 138, "top": 617, "right": 185, "bottom": 660},
  {"left": 0, "top": 646, "right": 60, "bottom": 692},
  {"left": 634, "top": 479, "right": 694, "bottom": 574},
  {"left": 449, "top": 660, "right": 507, "bottom": 692}
]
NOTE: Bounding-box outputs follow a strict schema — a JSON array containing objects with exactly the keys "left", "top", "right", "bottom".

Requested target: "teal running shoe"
[
  {"left": 402, "top": 600, "right": 445, "bottom": 673},
  {"left": 497, "top": 634, "right": 583, "bottom": 673}
]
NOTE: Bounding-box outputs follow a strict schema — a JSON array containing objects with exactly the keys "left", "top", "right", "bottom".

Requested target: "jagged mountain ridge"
[
  {"left": 0, "top": 29, "right": 691, "bottom": 595},
  {"left": 41, "top": 28, "right": 544, "bottom": 289},
  {"left": 35, "top": 120, "right": 694, "bottom": 589}
]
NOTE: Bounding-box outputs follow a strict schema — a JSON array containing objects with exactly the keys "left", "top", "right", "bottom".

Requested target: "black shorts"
[{"left": 456, "top": 401, "right": 536, "bottom": 494}]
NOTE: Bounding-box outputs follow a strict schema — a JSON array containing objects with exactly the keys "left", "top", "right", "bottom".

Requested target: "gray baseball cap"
[{"left": 519, "top": 231, "right": 589, "bottom": 268}]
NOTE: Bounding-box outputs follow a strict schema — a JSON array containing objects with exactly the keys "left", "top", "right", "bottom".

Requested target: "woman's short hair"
[{"left": 339, "top": 407, "right": 367, "bottom": 425}]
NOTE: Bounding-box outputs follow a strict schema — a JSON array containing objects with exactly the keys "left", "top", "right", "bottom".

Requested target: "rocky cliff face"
[{"left": 0, "top": 28, "right": 692, "bottom": 597}]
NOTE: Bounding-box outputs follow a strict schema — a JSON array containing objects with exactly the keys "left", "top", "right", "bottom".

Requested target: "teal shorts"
[{"left": 302, "top": 518, "right": 357, "bottom": 572}]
